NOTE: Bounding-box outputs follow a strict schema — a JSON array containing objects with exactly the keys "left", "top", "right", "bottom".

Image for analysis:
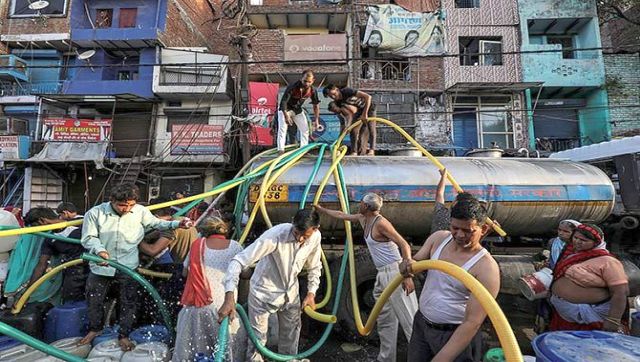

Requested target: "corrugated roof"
[{"left": 549, "top": 136, "right": 640, "bottom": 161}]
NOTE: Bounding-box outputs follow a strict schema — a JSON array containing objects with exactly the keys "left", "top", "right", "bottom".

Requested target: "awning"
[
  {"left": 27, "top": 142, "right": 108, "bottom": 168},
  {"left": 549, "top": 136, "right": 640, "bottom": 162}
]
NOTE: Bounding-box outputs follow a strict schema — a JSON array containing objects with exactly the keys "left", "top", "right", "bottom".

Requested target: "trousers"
[
  {"left": 246, "top": 292, "right": 301, "bottom": 362},
  {"left": 277, "top": 110, "right": 309, "bottom": 151},
  {"left": 86, "top": 271, "right": 139, "bottom": 337},
  {"left": 374, "top": 262, "right": 419, "bottom": 362}
]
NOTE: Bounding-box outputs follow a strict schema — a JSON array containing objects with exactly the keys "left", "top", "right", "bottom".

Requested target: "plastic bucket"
[
  {"left": 518, "top": 267, "right": 553, "bottom": 301},
  {"left": 88, "top": 339, "right": 124, "bottom": 360},
  {"left": 122, "top": 342, "right": 170, "bottom": 362}
]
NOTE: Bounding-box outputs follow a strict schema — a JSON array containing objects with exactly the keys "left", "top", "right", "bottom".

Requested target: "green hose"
[
  {"left": 0, "top": 322, "right": 84, "bottom": 362},
  {"left": 299, "top": 144, "right": 327, "bottom": 209},
  {"left": 81, "top": 253, "right": 174, "bottom": 336},
  {"left": 214, "top": 317, "right": 230, "bottom": 362},
  {"left": 235, "top": 144, "right": 352, "bottom": 361}
]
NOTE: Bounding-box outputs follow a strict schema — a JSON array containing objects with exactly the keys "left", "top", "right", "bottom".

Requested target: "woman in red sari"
[{"left": 549, "top": 223, "right": 629, "bottom": 333}]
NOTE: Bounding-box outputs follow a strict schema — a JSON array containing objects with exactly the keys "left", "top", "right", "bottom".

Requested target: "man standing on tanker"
[
  {"left": 403, "top": 197, "right": 500, "bottom": 362},
  {"left": 277, "top": 70, "right": 321, "bottom": 155}
]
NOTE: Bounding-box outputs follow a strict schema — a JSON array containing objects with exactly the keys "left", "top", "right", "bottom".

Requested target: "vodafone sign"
[{"left": 284, "top": 34, "right": 347, "bottom": 61}]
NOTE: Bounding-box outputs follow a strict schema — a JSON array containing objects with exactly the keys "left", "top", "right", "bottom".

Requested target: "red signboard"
[
  {"left": 248, "top": 81, "right": 279, "bottom": 146},
  {"left": 170, "top": 124, "right": 224, "bottom": 155},
  {"left": 42, "top": 118, "right": 112, "bottom": 142}
]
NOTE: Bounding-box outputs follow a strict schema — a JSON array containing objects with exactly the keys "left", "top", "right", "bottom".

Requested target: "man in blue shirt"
[{"left": 79, "top": 183, "right": 192, "bottom": 351}]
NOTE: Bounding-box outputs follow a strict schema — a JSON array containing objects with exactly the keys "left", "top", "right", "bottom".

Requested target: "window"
[
  {"left": 459, "top": 37, "right": 503, "bottom": 66},
  {"left": 166, "top": 111, "right": 209, "bottom": 133},
  {"left": 95, "top": 9, "right": 113, "bottom": 28},
  {"left": 117, "top": 71, "right": 139, "bottom": 81},
  {"left": 479, "top": 107, "right": 514, "bottom": 148},
  {"left": 547, "top": 36, "right": 574, "bottom": 59},
  {"left": 455, "top": 0, "right": 480, "bottom": 8},
  {"left": 10, "top": 0, "right": 67, "bottom": 16},
  {"left": 119, "top": 8, "right": 137, "bottom": 28}
]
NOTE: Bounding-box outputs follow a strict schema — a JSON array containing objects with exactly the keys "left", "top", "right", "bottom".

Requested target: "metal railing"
[
  {"left": 0, "top": 82, "right": 62, "bottom": 96},
  {"left": 535, "top": 138, "right": 581, "bottom": 153},
  {"left": 360, "top": 60, "right": 412, "bottom": 81},
  {"left": 159, "top": 65, "right": 222, "bottom": 86}
]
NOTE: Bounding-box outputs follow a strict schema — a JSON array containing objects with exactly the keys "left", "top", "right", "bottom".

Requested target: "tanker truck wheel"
[{"left": 330, "top": 248, "right": 423, "bottom": 344}]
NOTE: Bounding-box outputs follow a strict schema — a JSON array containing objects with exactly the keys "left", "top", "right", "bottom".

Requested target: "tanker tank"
[{"left": 248, "top": 156, "right": 615, "bottom": 239}]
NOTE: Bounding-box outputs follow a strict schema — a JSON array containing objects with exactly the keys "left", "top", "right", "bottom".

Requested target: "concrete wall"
[
  {"left": 604, "top": 53, "right": 640, "bottom": 137},
  {"left": 578, "top": 89, "right": 611, "bottom": 144},
  {"left": 153, "top": 99, "right": 232, "bottom": 163}
]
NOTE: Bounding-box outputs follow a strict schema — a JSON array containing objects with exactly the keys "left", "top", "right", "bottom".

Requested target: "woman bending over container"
[
  {"left": 549, "top": 223, "right": 629, "bottom": 333},
  {"left": 172, "top": 217, "right": 247, "bottom": 361}
]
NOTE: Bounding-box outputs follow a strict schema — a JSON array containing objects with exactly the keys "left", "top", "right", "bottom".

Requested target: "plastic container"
[
  {"left": 194, "top": 352, "right": 215, "bottom": 361},
  {"left": 631, "top": 312, "right": 640, "bottom": 337},
  {"left": 32, "top": 337, "right": 91, "bottom": 362},
  {"left": 0, "top": 344, "right": 45, "bottom": 361},
  {"left": 44, "top": 300, "right": 89, "bottom": 343},
  {"left": 0, "top": 302, "right": 53, "bottom": 339},
  {"left": 88, "top": 339, "right": 124, "bottom": 360},
  {"left": 532, "top": 331, "right": 640, "bottom": 361},
  {"left": 0, "top": 336, "right": 21, "bottom": 352},
  {"left": 0, "top": 210, "right": 21, "bottom": 253},
  {"left": 518, "top": 267, "right": 553, "bottom": 301},
  {"left": 92, "top": 325, "right": 120, "bottom": 347},
  {"left": 129, "top": 325, "right": 170, "bottom": 345},
  {"left": 122, "top": 342, "right": 171, "bottom": 362}
]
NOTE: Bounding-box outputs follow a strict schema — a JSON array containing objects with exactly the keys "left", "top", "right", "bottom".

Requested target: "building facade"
[{"left": 518, "top": 0, "right": 610, "bottom": 153}]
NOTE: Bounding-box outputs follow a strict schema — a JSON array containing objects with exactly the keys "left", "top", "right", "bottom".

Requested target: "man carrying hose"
[
  {"left": 276, "top": 69, "right": 321, "bottom": 155},
  {"left": 403, "top": 197, "right": 500, "bottom": 362},
  {"left": 79, "top": 183, "right": 193, "bottom": 351},
  {"left": 218, "top": 208, "right": 322, "bottom": 362},
  {"left": 315, "top": 193, "right": 417, "bottom": 362}
]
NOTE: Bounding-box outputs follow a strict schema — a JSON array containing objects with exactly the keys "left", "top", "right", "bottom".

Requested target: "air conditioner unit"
[{"left": 0, "top": 117, "right": 28, "bottom": 135}]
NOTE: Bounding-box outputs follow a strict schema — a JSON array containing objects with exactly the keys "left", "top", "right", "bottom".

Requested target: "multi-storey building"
[
  {"left": 443, "top": 0, "right": 529, "bottom": 155},
  {"left": 518, "top": 0, "right": 610, "bottom": 153},
  {"left": 0, "top": 0, "right": 232, "bottom": 210}
]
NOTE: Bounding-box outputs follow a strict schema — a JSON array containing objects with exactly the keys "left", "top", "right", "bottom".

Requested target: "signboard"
[
  {"left": 248, "top": 81, "right": 279, "bottom": 146},
  {"left": 362, "top": 5, "right": 445, "bottom": 57},
  {"left": 284, "top": 34, "right": 347, "bottom": 61},
  {"left": 0, "top": 136, "right": 20, "bottom": 160},
  {"left": 311, "top": 114, "right": 350, "bottom": 144},
  {"left": 42, "top": 118, "right": 112, "bottom": 142},
  {"left": 170, "top": 124, "right": 224, "bottom": 155}
]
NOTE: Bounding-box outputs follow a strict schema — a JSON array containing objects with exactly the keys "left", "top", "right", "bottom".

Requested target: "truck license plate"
[{"left": 249, "top": 184, "right": 288, "bottom": 203}]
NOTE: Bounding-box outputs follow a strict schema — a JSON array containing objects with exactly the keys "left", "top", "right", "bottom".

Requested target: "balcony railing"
[
  {"left": 360, "top": 60, "right": 412, "bottom": 81},
  {"left": 536, "top": 137, "right": 581, "bottom": 153},
  {"left": 159, "top": 65, "right": 222, "bottom": 86},
  {"left": 0, "top": 55, "right": 29, "bottom": 82},
  {"left": 0, "top": 82, "right": 62, "bottom": 97}
]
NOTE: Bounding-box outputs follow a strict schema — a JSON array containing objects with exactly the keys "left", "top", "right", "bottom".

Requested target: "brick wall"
[
  {"left": 604, "top": 53, "right": 640, "bottom": 137},
  {"left": 160, "top": 0, "right": 236, "bottom": 57}
]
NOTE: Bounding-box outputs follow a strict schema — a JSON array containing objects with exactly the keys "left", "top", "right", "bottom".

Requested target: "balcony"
[
  {"left": 63, "top": 79, "right": 154, "bottom": 99},
  {"left": 0, "top": 82, "right": 63, "bottom": 97},
  {"left": 0, "top": 55, "right": 29, "bottom": 82},
  {"left": 72, "top": 28, "right": 160, "bottom": 54},
  {"left": 247, "top": 0, "right": 348, "bottom": 30},
  {"left": 153, "top": 50, "right": 229, "bottom": 97}
]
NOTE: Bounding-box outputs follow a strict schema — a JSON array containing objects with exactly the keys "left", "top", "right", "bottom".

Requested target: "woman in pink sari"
[{"left": 172, "top": 217, "right": 246, "bottom": 361}]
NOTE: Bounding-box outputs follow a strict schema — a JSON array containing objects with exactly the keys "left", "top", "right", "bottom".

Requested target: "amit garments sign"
[
  {"left": 171, "top": 124, "right": 224, "bottom": 155},
  {"left": 284, "top": 34, "right": 347, "bottom": 61},
  {"left": 42, "top": 118, "right": 112, "bottom": 142}
]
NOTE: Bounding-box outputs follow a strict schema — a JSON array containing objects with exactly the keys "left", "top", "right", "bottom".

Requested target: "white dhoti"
[{"left": 373, "top": 262, "right": 419, "bottom": 362}]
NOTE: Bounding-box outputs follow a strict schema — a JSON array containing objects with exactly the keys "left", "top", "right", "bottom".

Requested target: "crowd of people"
[{"left": 0, "top": 169, "right": 632, "bottom": 361}]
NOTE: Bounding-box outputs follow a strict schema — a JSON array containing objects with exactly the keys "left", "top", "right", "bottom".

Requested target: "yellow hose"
[
  {"left": 373, "top": 260, "right": 522, "bottom": 362},
  {"left": 335, "top": 118, "right": 506, "bottom": 237},
  {"left": 12, "top": 259, "right": 84, "bottom": 314},
  {"left": 312, "top": 146, "right": 348, "bottom": 205}
]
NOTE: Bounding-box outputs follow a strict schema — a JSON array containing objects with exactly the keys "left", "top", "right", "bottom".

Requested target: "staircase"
[{"left": 98, "top": 161, "right": 145, "bottom": 203}]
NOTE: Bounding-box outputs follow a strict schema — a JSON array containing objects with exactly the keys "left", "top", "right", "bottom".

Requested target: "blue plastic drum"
[
  {"left": 44, "top": 300, "right": 89, "bottom": 343},
  {"left": 128, "top": 325, "right": 170, "bottom": 345},
  {"left": 0, "top": 336, "right": 21, "bottom": 351},
  {"left": 532, "top": 331, "right": 640, "bottom": 361}
]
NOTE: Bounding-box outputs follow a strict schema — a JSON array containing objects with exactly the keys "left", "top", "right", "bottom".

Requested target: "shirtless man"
[{"left": 403, "top": 197, "right": 500, "bottom": 362}]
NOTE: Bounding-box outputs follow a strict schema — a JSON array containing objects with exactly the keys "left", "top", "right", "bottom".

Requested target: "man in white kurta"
[{"left": 219, "top": 209, "right": 322, "bottom": 361}]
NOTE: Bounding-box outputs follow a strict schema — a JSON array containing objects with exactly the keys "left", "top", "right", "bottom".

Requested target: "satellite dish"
[
  {"left": 28, "top": 1, "right": 50, "bottom": 10},
  {"left": 77, "top": 50, "right": 96, "bottom": 60}
]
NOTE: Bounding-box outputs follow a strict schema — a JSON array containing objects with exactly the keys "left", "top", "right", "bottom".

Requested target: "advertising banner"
[
  {"left": 170, "top": 124, "right": 224, "bottom": 155},
  {"left": 284, "top": 34, "right": 347, "bottom": 61},
  {"left": 42, "top": 118, "right": 112, "bottom": 142},
  {"left": 0, "top": 136, "right": 20, "bottom": 160},
  {"left": 362, "top": 4, "right": 445, "bottom": 57},
  {"left": 248, "top": 81, "right": 279, "bottom": 146}
]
